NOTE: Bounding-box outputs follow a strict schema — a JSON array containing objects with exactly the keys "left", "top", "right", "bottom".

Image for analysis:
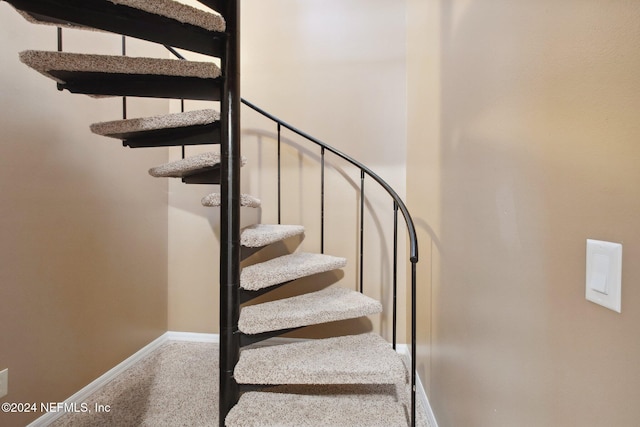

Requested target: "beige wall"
[
  {"left": 169, "top": 0, "right": 409, "bottom": 340},
  {"left": 407, "top": 0, "right": 640, "bottom": 425},
  {"left": 0, "top": 7, "right": 169, "bottom": 426}
]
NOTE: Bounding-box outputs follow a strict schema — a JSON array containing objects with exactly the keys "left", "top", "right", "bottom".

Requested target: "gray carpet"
[
  {"left": 49, "top": 340, "right": 430, "bottom": 427},
  {"left": 13, "top": 0, "right": 226, "bottom": 32},
  {"left": 91, "top": 109, "right": 221, "bottom": 139},
  {"left": 240, "top": 224, "right": 305, "bottom": 248},
  {"left": 240, "top": 252, "right": 347, "bottom": 291},
  {"left": 108, "top": 0, "right": 225, "bottom": 32},
  {"left": 148, "top": 152, "right": 245, "bottom": 178},
  {"left": 19, "top": 51, "right": 221, "bottom": 84},
  {"left": 234, "top": 333, "right": 405, "bottom": 386},
  {"left": 238, "top": 287, "right": 382, "bottom": 335},
  {"left": 201, "top": 193, "right": 261, "bottom": 208}
]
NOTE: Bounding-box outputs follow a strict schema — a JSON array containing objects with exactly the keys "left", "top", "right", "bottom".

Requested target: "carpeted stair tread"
[
  {"left": 90, "top": 109, "right": 220, "bottom": 140},
  {"left": 202, "top": 193, "right": 261, "bottom": 208},
  {"left": 20, "top": 50, "right": 220, "bottom": 81},
  {"left": 226, "top": 391, "right": 408, "bottom": 427},
  {"left": 240, "top": 252, "right": 346, "bottom": 291},
  {"left": 148, "top": 152, "right": 245, "bottom": 178},
  {"left": 19, "top": 51, "right": 222, "bottom": 100},
  {"left": 109, "top": 0, "right": 225, "bottom": 32},
  {"left": 5, "top": 0, "right": 225, "bottom": 57},
  {"left": 238, "top": 287, "right": 382, "bottom": 335},
  {"left": 241, "top": 224, "right": 305, "bottom": 248},
  {"left": 13, "top": 0, "right": 225, "bottom": 32},
  {"left": 234, "top": 333, "right": 405, "bottom": 385}
]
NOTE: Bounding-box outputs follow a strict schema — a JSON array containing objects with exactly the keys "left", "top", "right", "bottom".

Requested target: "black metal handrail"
[{"left": 241, "top": 98, "right": 419, "bottom": 427}]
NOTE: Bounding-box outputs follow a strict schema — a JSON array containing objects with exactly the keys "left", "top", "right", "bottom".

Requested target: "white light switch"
[
  {"left": 589, "top": 253, "right": 610, "bottom": 294},
  {"left": 586, "top": 239, "right": 622, "bottom": 312}
]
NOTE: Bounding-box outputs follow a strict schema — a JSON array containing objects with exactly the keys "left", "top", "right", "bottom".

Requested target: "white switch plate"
[
  {"left": 586, "top": 239, "right": 622, "bottom": 313},
  {"left": 0, "top": 368, "right": 7, "bottom": 398}
]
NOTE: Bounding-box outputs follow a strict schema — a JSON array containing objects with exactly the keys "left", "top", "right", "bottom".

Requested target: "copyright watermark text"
[{"left": 2, "top": 402, "right": 111, "bottom": 414}]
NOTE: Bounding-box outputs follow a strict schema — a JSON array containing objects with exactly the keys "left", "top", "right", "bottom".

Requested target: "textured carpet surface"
[
  {"left": 50, "top": 341, "right": 217, "bottom": 427},
  {"left": 91, "top": 109, "right": 220, "bottom": 138},
  {"left": 149, "top": 151, "right": 245, "bottom": 178},
  {"left": 239, "top": 287, "right": 382, "bottom": 334},
  {"left": 108, "top": 0, "right": 225, "bottom": 32},
  {"left": 240, "top": 224, "right": 305, "bottom": 248},
  {"left": 19, "top": 50, "right": 221, "bottom": 84},
  {"left": 48, "top": 341, "right": 430, "bottom": 427},
  {"left": 202, "top": 193, "right": 261, "bottom": 208},
  {"left": 240, "top": 252, "right": 346, "bottom": 291},
  {"left": 234, "top": 333, "right": 406, "bottom": 385},
  {"left": 15, "top": 0, "right": 225, "bottom": 32},
  {"left": 226, "top": 391, "right": 407, "bottom": 427}
]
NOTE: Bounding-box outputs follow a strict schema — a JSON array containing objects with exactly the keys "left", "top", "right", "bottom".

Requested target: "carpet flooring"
[{"left": 49, "top": 340, "right": 430, "bottom": 427}]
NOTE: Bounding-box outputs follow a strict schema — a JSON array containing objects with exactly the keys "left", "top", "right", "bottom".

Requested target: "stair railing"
[
  {"left": 164, "top": 18, "right": 420, "bottom": 427},
  {"left": 241, "top": 99, "right": 420, "bottom": 427}
]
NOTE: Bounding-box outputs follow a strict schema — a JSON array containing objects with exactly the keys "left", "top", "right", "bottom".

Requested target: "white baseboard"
[
  {"left": 397, "top": 344, "right": 439, "bottom": 427},
  {"left": 165, "top": 331, "right": 220, "bottom": 343}
]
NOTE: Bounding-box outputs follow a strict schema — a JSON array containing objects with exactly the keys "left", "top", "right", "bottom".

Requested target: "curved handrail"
[{"left": 240, "top": 98, "right": 419, "bottom": 263}]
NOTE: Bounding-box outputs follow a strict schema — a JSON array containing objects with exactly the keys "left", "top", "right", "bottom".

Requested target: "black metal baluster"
[
  {"left": 164, "top": 46, "right": 187, "bottom": 158},
  {"left": 121, "top": 36, "right": 127, "bottom": 119},
  {"left": 359, "top": 169, "right": 365, "bottom": 294},
  {"left": 411, "top": 260, "right": 417, "bottom": 427},
  {"left": 181, "top": 93, "right": 185, "bottom": 159},
  {"left": 57, "top": 27, "right": 62, "bottom": 51},
  {"left": 277, "top": 123, "right": 281, "bottom": 224},
  {"left": 320, "top": 147, "right": 325, "bottom": 254},
  {"left": 393, "top": 201, "right": 398, "bottom": 350}
]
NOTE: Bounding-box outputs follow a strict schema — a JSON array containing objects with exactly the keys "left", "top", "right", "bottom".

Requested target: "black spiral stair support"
[{"left": 218, "top": 1, "right": 241, "bottom": 425}]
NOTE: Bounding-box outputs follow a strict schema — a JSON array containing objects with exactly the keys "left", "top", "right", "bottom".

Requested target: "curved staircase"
[{"left": 2, "top": 1, "right": 419, "bottom": 426}]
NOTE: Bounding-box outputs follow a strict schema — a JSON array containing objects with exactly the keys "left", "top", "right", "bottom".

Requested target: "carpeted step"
[
  {"left": 240, "top": 252, "right": 346, "bottom": 292},
  {"left": 148, "top": 151, "right": 245, "bottom": 185},
  {"left": 5, "top": 0, "right": 225, "bottom": 56},
  {"left": 90, "top": 109, "right": 221, "bottom": 148},
  {"left": 226, "top": 391, "right": 408, "bottom": 427},
  {"left": 234, "top": 333, "right": 405, "bottom": 385},
  {"left": 241, "top": 224, "right": 305, "bottom": 248},
  {"left": 19, "top": 50, "right": 222, "bottom": 100},
  {"left": 201, "top": 193, "right": 261, "bottom": 208},
  {"left": 238, "top": 287, "right": 382, "bottom": 335}
]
